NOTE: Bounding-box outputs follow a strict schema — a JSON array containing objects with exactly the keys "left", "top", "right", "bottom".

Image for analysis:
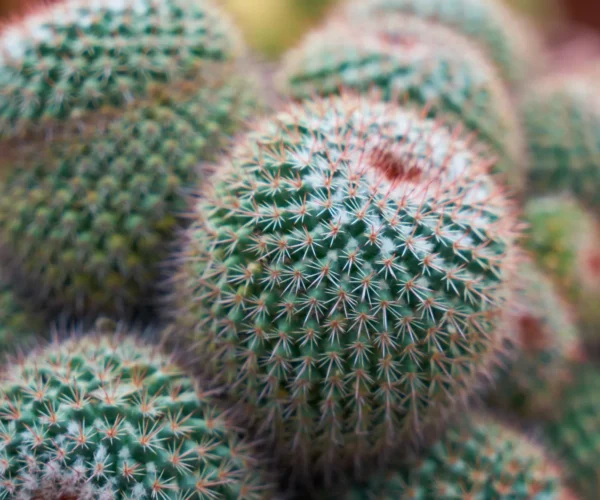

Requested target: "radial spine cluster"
[
  {"left": 173, "top": 94, "right": 520, "bottom": 475},
  {"left": 0, "top": 332, "right": 274, "bottom": 499}
]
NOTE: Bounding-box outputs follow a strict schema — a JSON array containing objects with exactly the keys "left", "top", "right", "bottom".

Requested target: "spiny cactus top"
[
  {"left": 489, "top": 261, "right": 581, "bottom": 419},
  {"left": 342, "top": 0, "right": 542, "bottom": 84},
  {"left": 0, "top": 332, "right": 275, "bottom": 500},
  {"left": 545, "top": 365, "right": 600, "bottom": 499},
  {"left": 279, "top": 16, "right": 524, "bottom": 190},
  {"left": 172, "top": 94, "right": 520, "bottom": 476},
  {"left": 0, "top": 0, "right": 243, "bottom": 140},
  {"left": 344, "top": 416, "right": 568, "bottom": 499},
  {"left": 0, "top": 78, "right": 255, "bottom": 317},
  {"left": 523, "top": 75, "right": 600, "bottom": 211}
]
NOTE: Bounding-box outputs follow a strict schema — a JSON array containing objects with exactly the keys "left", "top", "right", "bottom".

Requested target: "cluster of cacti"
[
  {"left": 488, "top": 261, "right": 581, "bottom": 419},
  {"left": 279, "top": 15, "right": 525, "bottom": 190},
  {"left": 1, "top": 0, "right": 600, "bottom": 498},
  {"left": 0, "top": 330, "right": 275, "bottom": 499},
  {"left": 341, "top": 0, "right": 543, "bottom": 84},
  {"left": 0, "top": 0, "right": 260, "bottom": 317},
  {"left": 544, "top": 365, "right": 600, "bottom": 499},
  {"left": 172, "top": 93, "right": 520, "bottom": 475},
  {"left": 522, "top": 75, "right": 600, "bottom": 211},
  {"left": 344, "top": 415, "right": 567, "bottom": 499}
]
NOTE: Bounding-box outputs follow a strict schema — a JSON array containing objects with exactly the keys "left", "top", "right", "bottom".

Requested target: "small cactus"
[
  {"left": 0, "top": 329, "right": 275, "bottom": 499},
  {"left": 488, "top": 261, "right": 582, "bottom": 419},
  {"left": 279, "top": 15, "right": 525, "bottom": 191},
  {"left": 522, "top": 75, "right": 600, "bottom": 211},
  {"left": 171, "top": 94, "right": 520, "bottom": 478},
  {"left": 342, "top": 0, "right": 543, "bottom": 85},
  {"left": 544, "top": 364, "right": 600, "bottom": 499},
  {"left": 344, "top": 415, "right": 568, "bottom": 499}
]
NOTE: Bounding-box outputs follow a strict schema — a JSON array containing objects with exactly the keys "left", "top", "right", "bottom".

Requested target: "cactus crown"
[
  {"left": 345, "top": 416, "right": 566, "bottom": 499},
  {"left": 173, "top": 94, "right": 519, "bottom": 475},
  {"left": 0, "top": 0, "right": 242, "bottom": 139},
  {"left": 0, "top": 332, "right": 273, "bottom": 499},
  {"left": 279, "top": 15, "right": 524, "bottom": 190}
]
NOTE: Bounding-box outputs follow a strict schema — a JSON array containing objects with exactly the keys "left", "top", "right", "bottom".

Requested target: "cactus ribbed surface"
[
  {"left": 489, "top": 261, "right": 581, "bottom": 419},
  {"left": 0, "top": 0, "right": 243, "bottom": 139},
  {"left": 0, "top": 0, "right": 261, "bottom": 317},
  {"left": 545, "top": 365, "right": 600, "bottom": 499},
  {"left": 344, "top": 416, "right": 567, "bottom": 499},
  {"left": 343, "top": 0, "right": 542, "bottom": 84},
  {"left": 172, "top": 95, "right": 520, "bottom": 476},
  {"left": 523, "top": 76, "right": 600, "bottom": 210},
  {"left": 279, "top": 16, "right": 524, "bottom": 190},
  {"left": 0, "top": 332, "right": 275, "bottom": 499}
]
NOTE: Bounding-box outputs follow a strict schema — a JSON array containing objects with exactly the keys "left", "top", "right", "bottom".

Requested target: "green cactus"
[
  {"left": 0, "top": 77, "right": 256, "bottom": 317},
  {"left": 0, "top": 0, "right": 262, "bottom": 317},
  {"left": 342, "top": 0, "right": 542, "bottom": 85},
  {"left": 544, "top": 364, "right": 600, "bottom": 499},
  {"left": 279, "top": 16, "right": 525, "bottom": 190},
  {"left": 344, "top": 415, "right": 568, "bottom": 499},
  {"left": 0, "top": 0, "right": 244, "bottom": 140},
  {"left": 171, "top": 94, "right": 520, "bottom": 477},
  {"left": 0, "top": 275, "right": 42, "bottom": 351},
  {"left": 487, "top": 261, "right": 581, "bottom": 419},
  {"left": 522, "top": 75, "right": 600, "bottom": 210},
  {"left": 0, "top": 330, "right": 275, "bottom": 499},
  {"left": 524, "top": 196, "right": 600, "bottom": 347}
]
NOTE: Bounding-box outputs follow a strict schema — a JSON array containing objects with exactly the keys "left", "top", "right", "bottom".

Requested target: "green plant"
[
  {"left": 0, "top": 329, "right": 275, "bottom": 499},
  {"left": 344, "top": 415, "right": 568, "bottom": 499},
  {"left": 171, "top": 94, "right": 520, "bottom": 477},
  {"left": 544, "top": 364, "right": 600, "bottom": 499},
  {"left": 524, "top": 196, "right": 600, "bottom": 347},
  {"left": 522, "top": 75, "right": 600, "bottom": 211},
  {"left": 279, "top": 15, "right": 524, "bottom": 190},
  {"left": 342, "top": 0, "right": 542, "bottom": 85},
  {"left": 488, "top": 261, "right": 581, "bottom": 419},
  {"left": 0, "top": 275, "right": 42, "bottom": 350}
]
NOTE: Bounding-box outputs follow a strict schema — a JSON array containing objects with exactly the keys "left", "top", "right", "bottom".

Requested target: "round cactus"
[
  {"left": 524, "top": 196, "right": 600, "bottom": 347},
  {"left": 0, "top": 79, "right": 256, "bottom": 317},
  {"left": 544, "top": 365, "right": 600, "bottom": 499},
  {"left": 278, "top": 16, "right": 525, "bottom": 191},
  {"left": 342, "top": 0, "right": 543, "bottom": 85},
  {"left": 0, "top": 0, "right": 261, "bottom": 317},
  {"left": 344, "top": 416, "right": 568, "bottom": 499},
  {"left": 0, "top": 330, "right": 275, "bottom": 499},
  {"left": 171, "top": 94, "right": 520, "bottom": 477},
  {"left": 522, "top": 75, "right": 600, "bottom": 210},
  {"left": 488, "top": 261, "right": 581, "bottom": 419},
  {"left": 0, "top": 0, "right": 244, "bottom": 140}
]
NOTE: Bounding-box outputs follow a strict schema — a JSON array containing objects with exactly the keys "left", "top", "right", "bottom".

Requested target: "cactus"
[
  {"left": 524, "top": 196, "right": 600, "bottom": 348},
  {"left": 0, "top": 330, "right": 275, "bottom": 499},
  {"left": 522, "top": 75, "right": 600, "bottom": 210},
  {"left": 171, "top": 94, "right": 520, "bottom": 478},
  {"left": 0, "top": 0, "right": 261, "bottom": 317},
  {"left": 0, "top": 275, "right": 42, "bottom": 351},
  {"left": 342, "top": 0, "right": 542, "bottom": 85},
  {"left": 544, "top": 364, "right": 600, "bottom": 499},
  {"left": 0, "top": 0, "right": 244, "bottom": 140},
  {"left": 488, "top": 261, "right": 581, "bottom": 419},
  {"left": 343, "top": 415, "right": 569, "bottom": 499},
  {"left": 279, "top": 16, "right": 525, "bottom": 190}
]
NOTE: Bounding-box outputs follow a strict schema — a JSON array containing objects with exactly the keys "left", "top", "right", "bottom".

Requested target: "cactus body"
[
  {"left": 345, "top": 416, "right": 567, "bottom": 499},
  {"left": 0, "top": 0, "right": 260, "bottom": 317},
  {"left": 488, "top": 261, "right": 581, "bottom": 419},
  {"left": 172, "top": 95, "right": 519, "bottom": 477},
  {"left": 524, "top": 197, "right": 600, "bottom": 348},
  {"left": 545, "top": 365, "right": 600, "bottom": 499},
  {"left": 0, "top": 332, "right": 274, "bottom": 499},
  {"left": 279, "top": 16, "right": 524, "bottom": 190},
  {"left": 523, "top": 76, "right": 600, "bottom": 210},
  {"left": 343, "top": 0, "right": 542, "bottom": 84}
]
